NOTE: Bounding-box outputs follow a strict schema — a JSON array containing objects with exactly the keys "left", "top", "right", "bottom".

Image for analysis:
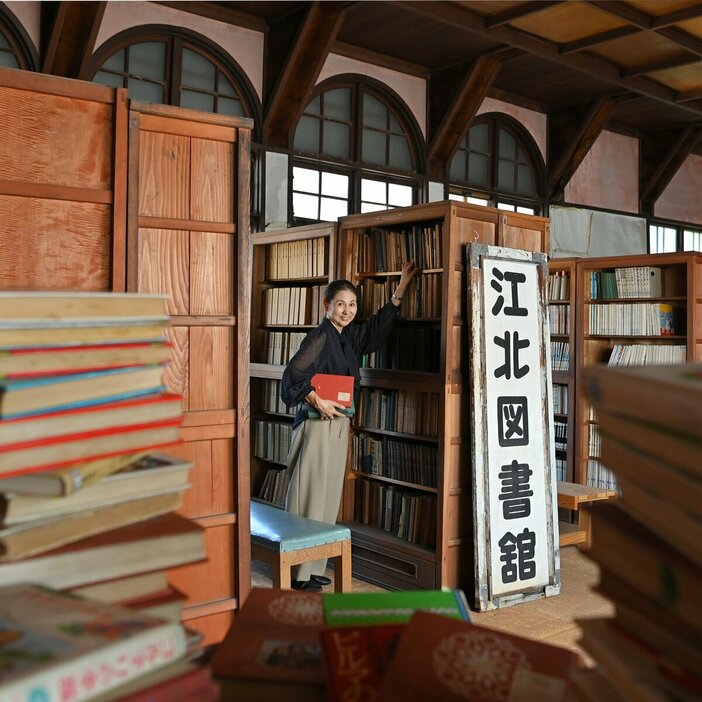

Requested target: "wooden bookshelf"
[
  {"left": 249, "top": 223, "right": 336, "bottom": 510},
  {"left": 574, "top": 252, "right": 702, "bottom": 490},
  {"left": 548, "top": 258, "right": 577, "bottom": 483},
  {"left": 336, "top": 201, "right": 549, "bottom": 591}
]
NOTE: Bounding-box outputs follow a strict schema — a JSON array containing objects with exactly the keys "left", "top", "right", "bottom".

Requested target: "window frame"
[
  {"left": 0, "top": 4, "right": 39, "bottom": 71},
  {"left": 648, "top": 219, "right": 702, "bottom": 253}
]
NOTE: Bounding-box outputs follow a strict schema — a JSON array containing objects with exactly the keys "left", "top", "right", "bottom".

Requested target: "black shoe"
[
  {"left": 310, "top": 574, "right": 332, "bottom": 586},
  {"left": 291, "top": 578, "right": 323, "bottom": 592}
]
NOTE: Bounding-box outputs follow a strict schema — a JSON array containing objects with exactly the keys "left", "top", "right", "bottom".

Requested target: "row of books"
[
  {"left": 356, "top": 387, "right": 440, "bottom": 438},
  {"left": 358, "top": 273, "right": 443, "bottom": 319},
  {"left": 262, "top": 378, "right": 296, "bottom": 416},
  {"left": 586, "top": 458, "right": 617, "bottom": 491},
  {"left": 253, "top": 419, "right": 292, "bottom": 464},
  {"left": 578, "top": 363, "right": 702, "bottom": 701},
  {"left": 590, "top": 265, "right": 663, "bottom": 299},
  {"left": 362, "top": 327, "right": 441, "bottom": 373},
  {"left": 351, "top": 433, "right": 438, "bottom": 488},
  {"left": 257, "top": 468, "right": 289, "bottom": 507},
  {"left": 548, "top": 303, "right": 570, "bottom": 334},
  {"left": 263, "top": 330, "right": 307, "bottom": 366},
  {"left": 354, "top": 479, "right": 436, "bottom": 547},
  {"left": 555, "top": 456, "right": 568, "bottom": 482},
  {"left": 0, "top": 291, "right": 215, "bottom": 701},
  {"left": 547, "top": 269, "right": 570, "bottom": 301},
  {"left": 587, "top": 301, "right": 675, "bottom": 336},
  {"left": 588, "top": 423, "right": 601, "bottom": 459},
  {"left": 262, "top": 285, "right": 325, "bottom": 326},
  {"left": 356, "top": 224, "right": 444, "bottom": 273},
  {"left": 552, "top": 382, "right": 569, "bottom": 414},
  {"left": 550, "top": 340, "right": 570, "bottom": 371},
  {"left": 266, "top": 236, "right": 326, "bottom": 280},
  {"left": 607, "top": 342, "right": 686, "bottom": 366},
  {"left": 554, "top": 419, "right": 568, "bottom": 452}
]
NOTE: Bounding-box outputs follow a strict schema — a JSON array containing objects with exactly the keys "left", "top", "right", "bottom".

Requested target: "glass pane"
[
  {"left": 450, "top": 150, "right": 467, "bottom": 181},
  {"left": 219, "top": 74, "right": 236, "bottom": 97},
  {"left": 498, "top": 158, "right": 515, "bottom": 190},
  {"left": 323, "top": 121, "right": 350, "bottom": 159},
  {"left": 649, "top": 225, "right": 677, "bottom": 254},
  {"left": 0, "top": 52, "right": 19, "bottom": 69},
  {"left": 324, "top": 88, "right": 351, "bottom": 121},
  {"left": 218, "top": 96, "right": 244, "bottom": 117},
  {"left": 361, "top": 201, "right": 387, "bottom": 213},
  {"left": 389, "top": 112, "right": 401, "bottom": 133},
  {"left": 363, "top": 93, "right": 387, "bottom": 130},
  {"left": 294, "top": 115, "right": 320, "bottom": 153},
  {"left": 181, "top": 89, "right": 213, "bottom": 113},
  {"left": 103, "top": 49, "right": 125, "bottom": 72},
  {"left": 389, "top": 134, "right": 411, "bottom": 170},
  {"left": 128, "top": 78, "right": 164, "bottom": 104},
  {"left": 388, "top": 183, "right": 413, "bottom": 207},
  {"left": 517, "top": 163, "right": 535, "bottom": 195},
  {"left": 129, "top": 42, "right": 166, "bottom": 81},
  {"left": 182, "top": 48, "right": 215, "bottom": 90},
  {"left": 517, "top": 144, "right": 529, "bottom": 165},
  {"left": 517, "top": 206, "right": 535, "bottom": 215},
  {"left": 305, "top": 96, "right": 321, "bottom": 116},
  {"left": 468, "top": 153, "right": 488, "bottom": 186},
  {"left": 293, "top": 167, "right": 320, "bottom": 194},
  {"left": 497, "top": 202, "right": 516, "bottom": 211},
  {"left": 362, "top": 129, "right": 386, "bottom": 165},
  {"left": 467, "top": 196, "right": 489, "bottom": 206},
  {"left": 320, "top": 197, "right": 348, "bottom": 221},
  {"left": 293, "top": 192, "right": 319, "bottom": 220},
  {"left": 683, "top": 230, "right": 702, "bottom": 251},
  {"left": 448, "top": 193, "right": 464, "bottom": 202},
  {"left": 94, "top": 70, "right": 123, "bottom": 89},
  {"left": 361, "top": 178, "right": 386, "bottom": 204},
  {"left": 321, "top": 172, "right": 349, "bottom": 198},
  {"left": 469, "top": 123, "right": 489, "bottom": 153},
  {"left": 498, "top": 128, "right": 516, "bottom": 159}
]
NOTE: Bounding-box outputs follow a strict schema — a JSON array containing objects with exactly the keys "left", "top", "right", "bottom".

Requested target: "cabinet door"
[{"left": 127, "top": 104, "right": 251, "bottom": 645}]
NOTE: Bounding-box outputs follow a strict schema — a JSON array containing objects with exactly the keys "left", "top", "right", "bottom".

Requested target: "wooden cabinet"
[
  {"left": 336, "top": 201, "right": 549, "bottom": 591},
  {"left": 126, "top": 102, "right": 253, "bottom": 646},
  {"left": 249, "top": 223, "right": 335, "bottom": 508},
  {"left": 574, "top": 252, "right": 702, "bottom": 489}
]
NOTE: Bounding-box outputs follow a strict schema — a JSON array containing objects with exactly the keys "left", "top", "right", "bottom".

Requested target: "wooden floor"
[{"left": 251, "top": 545, "right": 613, "bottom": 664}]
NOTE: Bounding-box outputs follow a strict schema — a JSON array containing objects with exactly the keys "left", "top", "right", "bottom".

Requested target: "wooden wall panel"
[
  {"left": 138, "top": 132, "right": 189, "bottom": 219},
  {"left": 0, "top": 196, "right": 111, "bottom": 290},
  {"left": 189, "top": 326, "right": 234, "bottom": 410},
  {"left": 164, "top": 326, "right": 189, "bottom": 401},
  {"left": 211, "top": 438, "right": 235, "bottom": 516},
  {"left": 137, "top": 228, "right": 189, "bottom": 314},
  {"left": 182, "top": 611, "right": 233, "bottom": 648},
  {"left": 190, "top": 231, "right": 233, "bottom": 315},
  {"left": 190, "top": 139, "right": 233, "bottom": 222}
]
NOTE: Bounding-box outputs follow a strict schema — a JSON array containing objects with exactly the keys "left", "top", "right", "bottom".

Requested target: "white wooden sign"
[{"left": 467, "top": 244, "right": 560, "bottom": 610}]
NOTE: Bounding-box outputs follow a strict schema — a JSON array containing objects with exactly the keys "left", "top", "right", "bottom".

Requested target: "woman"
[{"left": 280, "top": 260, "right": 418, "bottom": 591}]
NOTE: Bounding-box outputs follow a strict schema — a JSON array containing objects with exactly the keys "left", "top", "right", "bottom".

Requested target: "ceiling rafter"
[
  {"left": 559, "top": 25, "right": 640, "bottom": 55},
  {"left": 484, "top": 1, "right": 564, "bottom": 29},
  {"left": 656, "top": 26, "right": 702, "bottom": 57},
  {"left": 676, "top": 88, "right": 702, "bottom": 103},
  {"left": 650, "top": 4, "right": 702, "bottom": 29},
  {"left": 622, "top": 53, "right": 702, "bottom": 79},
  {"left": 585, "top": 0, "right": 652, "bottom": 30}
]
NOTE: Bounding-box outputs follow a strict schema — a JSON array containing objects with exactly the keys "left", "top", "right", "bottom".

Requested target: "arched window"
[
  {"left": 0, "top": 4, "right": 39, "bottom": 71},
  {"left": 291, "top": 76, "right": 423, "bottom": 223},
  {"left": 84, "top": 28, "right": 260, "bottom": 130},
  {"left": 448, "top": 114, "right": 544, "bottom": 214}
]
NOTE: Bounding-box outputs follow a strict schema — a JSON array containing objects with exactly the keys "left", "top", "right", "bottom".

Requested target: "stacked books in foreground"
[
  {"left": 574, "top": 363, "right": 702, "bottom": 702},
  {"left": 211, "top": 587, "right": 586, "bottom": 702},
  {"left": 0, "top": 292, "right": 213, "bottom": 701}
]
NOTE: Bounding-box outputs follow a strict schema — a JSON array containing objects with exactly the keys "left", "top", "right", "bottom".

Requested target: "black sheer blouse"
[{"left": 280, "top": 301, "right": 400, "bottom": 426}]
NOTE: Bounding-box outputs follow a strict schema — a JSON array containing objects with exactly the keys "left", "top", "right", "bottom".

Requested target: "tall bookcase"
[
  {"left": 336, "top": 201, "right": 549, "bottom": 591},
  {"left": 574, "top": 252, "right": 702, "bottom": 489},
  {"left": 249, "top": 223, "right": 335, "bottom": 508},
  {"left": 547, "top": 258, "right": 577, "bottom": 483}
]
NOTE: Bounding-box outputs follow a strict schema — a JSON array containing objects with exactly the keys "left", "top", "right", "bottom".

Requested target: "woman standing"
[{"left": 280, "top": 260, "right": 418, "bottom": 591}]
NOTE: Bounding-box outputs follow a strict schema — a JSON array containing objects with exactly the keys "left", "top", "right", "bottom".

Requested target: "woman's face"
[{"left": 325, "top": 290, "right": 357, "bottom": 332}]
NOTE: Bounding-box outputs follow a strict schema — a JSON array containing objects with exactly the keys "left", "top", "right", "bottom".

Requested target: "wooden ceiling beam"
[
  {"left": 585, "top": 1, "right": 652, "bottom": 30},
  {"left": 156, "top": 2, "right": 268, "bottom": 32},
  {"left": 676, "top": 88, "right": 702, "bottom": 103},
  {"left": 40, "top": 1, "right": 106, "bottom": 78},
  {"left": 484, "top": 1, "right": 564, "bottom": 29},
  {"left": 559, "top": 25, "right": 641, "bottom": 55},
  {"left": 427, "top": 52, "right": 507, "bottom": 179},
  {"left": 547, "top": 96, "right": 617, "bottom": 201},
  {"left": 651, "top": 4, "right": 702, "bottom": 29},
  {"left": 656, "top": 27, "right": 702, "bottom": 58},
  {"left": 622, "top": 53, "right": 702, "bottom": 79},
  {"left": 263, "top": 1, "right": 350, "bottom": 148},
  {"left": 640, "top": 125, "right": 702, "bottom": 214}
]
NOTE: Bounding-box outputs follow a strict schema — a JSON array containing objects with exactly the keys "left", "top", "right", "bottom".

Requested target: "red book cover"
[
  {"left": 375, "top": 612, "right": 585, "bottom": 702},
  {"left": 311, "top": 373, "right": 354, "bottom": 407}
]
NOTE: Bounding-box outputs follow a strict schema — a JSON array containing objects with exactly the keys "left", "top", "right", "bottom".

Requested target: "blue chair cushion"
[{"left": 251, "top": 501, "right": 351, "bottom": 553}]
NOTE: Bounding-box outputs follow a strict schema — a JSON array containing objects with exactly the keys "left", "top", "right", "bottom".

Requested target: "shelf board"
[
  {"left": 263, "top": 324, "right": 317, "bottom": 329},
  {"left": 342, "top": 521, "right": 436, "bottom": 559},
  {"left": 252, "top": 456, "right": 287, "bottom": 467},
  {"left": 250, "top": 363, "right": 284, "bottom": 378},
  {"left": 549, "top": 332, "right": 571, "bottom": 338},
  {"left": 586, "top": 296, "right": 686, "bottom": 303},
  {"left": 359, "top": 368, "right": 441, "bottom": 390},
  {"left": 357, "top": 268, "right": 443, "bottom": 277},
  {"left": 548, "top": 299, "right": 571, "bottom": 305},
  {"left": 264, "top": 275, "right": 328, "bottom": 284},
  {"left": 354, "top": 426, "right": 439, "bottom": 443},
  {"left": 584, "top": 334, "right": 686, "bottom": 340},
  {"left": 350, "top": 469, "right": 438, "bottom": 493}
]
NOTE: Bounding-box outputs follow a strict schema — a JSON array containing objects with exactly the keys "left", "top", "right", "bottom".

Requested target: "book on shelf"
[
  {"left": 0, "top": 583, "right": 186, "bottom": 702},
  {"left": 121, "top": 585, "right": 188, "bottom": 623},
  {"left": 0, "top": 453, "right": 191, "bottom": 524},
  {"left": 0, "top": 322, "right": 170, "bottom": 348},
  {"left": 69, "top": 570, "right": 171, "bottom": 605},
  {"left": 374, "top": 611, "right": 584, "bottom": 702},
  {"left": 0, "top": 512, "right": 206, "bottom": 589}
]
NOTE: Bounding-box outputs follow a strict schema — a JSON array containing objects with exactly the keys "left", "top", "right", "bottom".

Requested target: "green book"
[{"left": 322, "top": 588, "right": 471, "bottom": 627}]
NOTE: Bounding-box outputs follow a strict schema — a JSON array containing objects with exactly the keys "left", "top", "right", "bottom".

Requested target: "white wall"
[{"left": 655, "top": 154, "right": 702, "bottom": 225}]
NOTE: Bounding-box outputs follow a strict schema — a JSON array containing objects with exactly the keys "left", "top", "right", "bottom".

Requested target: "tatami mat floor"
[{"left": 251, "top": 545, "right": 613, "bottom": 664}]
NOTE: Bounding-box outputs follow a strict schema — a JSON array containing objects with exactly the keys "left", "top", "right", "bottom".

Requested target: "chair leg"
[
  {"left": 278, "top": 553, "right": 293, "bottom": 589},
  {"left": 334, "top": 540, "right": 352, "bottom": 593}
]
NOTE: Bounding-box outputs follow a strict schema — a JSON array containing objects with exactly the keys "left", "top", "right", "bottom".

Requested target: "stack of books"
[
  {"left": 0, "top": 291, "right": 213, "bottom": 700},
  {"left": 211, "top": 587, "right": 585, "bottom": 702},
  {"left": 576, "top": 362, "right": 702, "bottom": 701}
]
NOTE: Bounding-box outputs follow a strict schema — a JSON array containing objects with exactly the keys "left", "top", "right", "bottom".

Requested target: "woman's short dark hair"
[{"left": 324, "top": 279, "right": 357, "bottom": 303}]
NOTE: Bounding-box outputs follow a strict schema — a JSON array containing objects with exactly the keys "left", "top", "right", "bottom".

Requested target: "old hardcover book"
[
  {"left": 0, "top": 512, "right": 205, "bottom": 589},
  {"left": 0, "top": 453, "right": 191, "bottom": 525},
  {"left": 375, "top": 611, "right": 584, "bottom": 702},
  {"left": 0, "top": 323, "right": 169, "bottom": 349},
  {"left": 0, "top": 489, "right": 185, "bottom": 561},
  {"left": 0, "top": 583, "right": 186, "bottom": 702},
  {"left": 69, "top": 570, "right": 170, "bottom": 604}
]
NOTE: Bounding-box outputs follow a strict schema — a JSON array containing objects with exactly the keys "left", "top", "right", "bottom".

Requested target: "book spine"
[{"left": 3, "top": 623, "right": 186, "bottom": 702}]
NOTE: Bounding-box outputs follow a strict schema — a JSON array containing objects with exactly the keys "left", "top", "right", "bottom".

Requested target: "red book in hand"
[{"left": 309, "top": 374, "right": 355, "bottom": 417}]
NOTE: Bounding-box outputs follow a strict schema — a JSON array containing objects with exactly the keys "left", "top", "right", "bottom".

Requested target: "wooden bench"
[
  {"left": 557, "top": 481, "right": 616, "bottom": 550},
  {"left": 250, "top": 500, "right": 352, "bottom": 592}
]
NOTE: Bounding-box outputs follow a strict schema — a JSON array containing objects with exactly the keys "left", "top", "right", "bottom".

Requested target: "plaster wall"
[
  {"left": 5, "top": 0, "right": 39, "bottom": 51},
  {"left": 655, "top": 154, "right": 702, "bottom": 225}
]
